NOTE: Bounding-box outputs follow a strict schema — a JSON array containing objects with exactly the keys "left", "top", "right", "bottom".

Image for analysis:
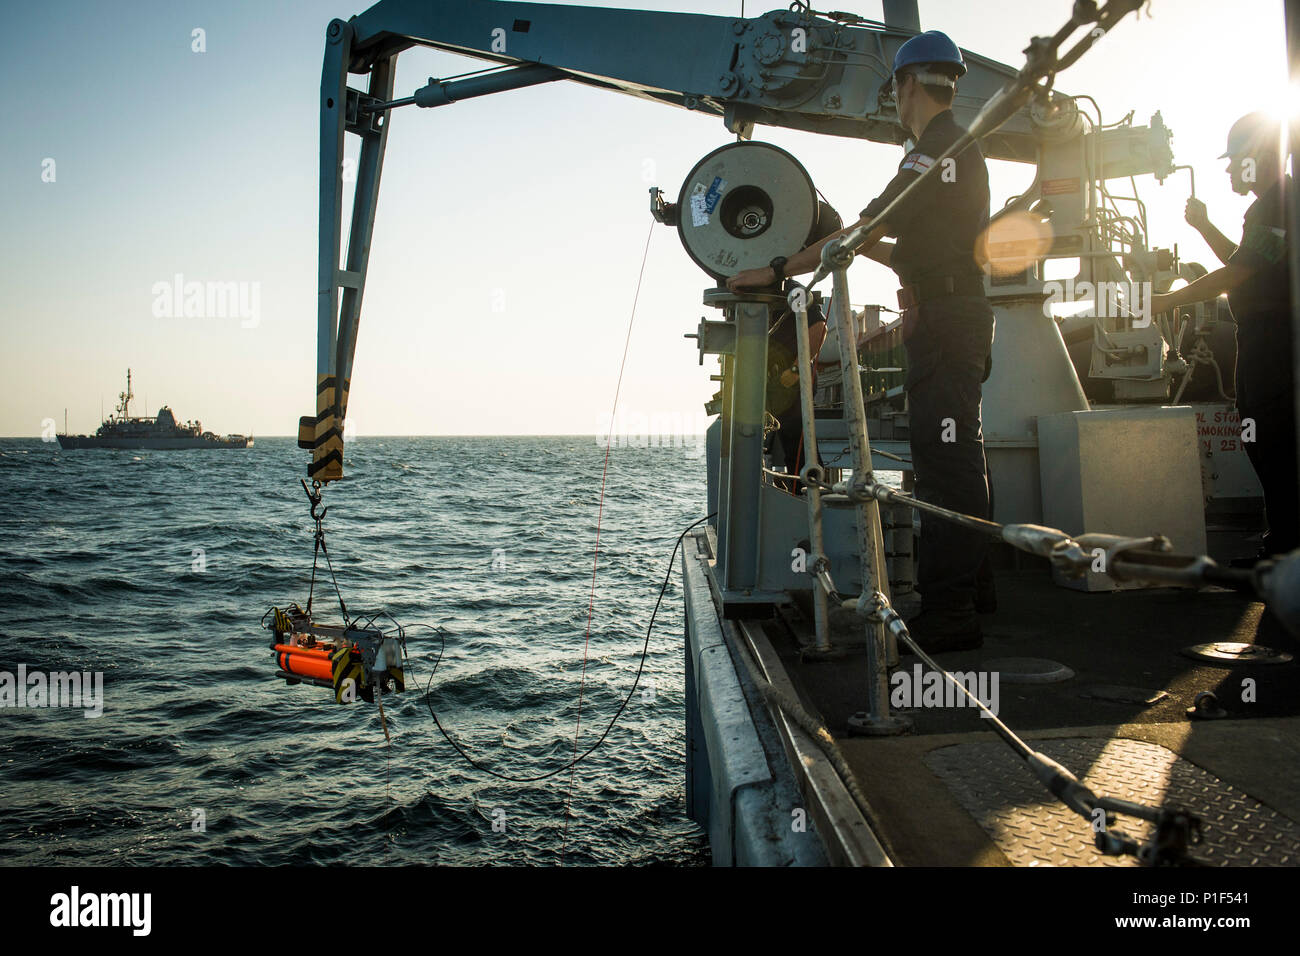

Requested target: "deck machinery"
[{"left": 300, "top": 0, "right": 1300, "bottom": 866}]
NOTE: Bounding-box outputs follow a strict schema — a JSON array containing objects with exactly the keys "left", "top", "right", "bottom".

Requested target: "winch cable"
[{"left": 403, "top": 513, "right": 716, "bottom": 784}]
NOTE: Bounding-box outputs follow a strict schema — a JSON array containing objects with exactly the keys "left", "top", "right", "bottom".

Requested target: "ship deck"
[{"left": 691, "top": 529, "right": 1300, "bottom": 866}]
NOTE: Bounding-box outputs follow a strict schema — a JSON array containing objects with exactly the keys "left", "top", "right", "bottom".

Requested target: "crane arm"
[
  {"left": 342, "top": 0, "right": 1039, "bottom": 154},
  {"left": 299, "top": 0, "right": 1038, "bottom": 482},
  {"left": 298, "top": 0, "right": 1161, "bottom": 482}
]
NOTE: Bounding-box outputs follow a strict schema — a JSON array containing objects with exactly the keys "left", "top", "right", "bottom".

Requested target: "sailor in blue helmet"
[
  {"left": 1153, "top": 112, "right": 1297, "bottom": 562},
  {"left": 728, "top": 29, "right": 995, "bottom": 652}
]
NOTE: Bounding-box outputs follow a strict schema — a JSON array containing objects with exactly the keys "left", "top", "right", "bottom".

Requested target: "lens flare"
[{"left": 977, "top": 211, "right": 1054, "bottom": 278}]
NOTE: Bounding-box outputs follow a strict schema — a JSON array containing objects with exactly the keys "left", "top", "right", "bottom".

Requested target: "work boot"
[{"left": 900, "top": 607, "right": 983, "bottom": 654}]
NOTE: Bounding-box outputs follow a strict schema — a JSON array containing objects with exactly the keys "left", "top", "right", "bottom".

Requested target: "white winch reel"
[{"left": 676, "top": 141, "right": 820, "bottom": 281}]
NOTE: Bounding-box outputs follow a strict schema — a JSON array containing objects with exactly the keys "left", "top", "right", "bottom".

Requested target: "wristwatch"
[{"left": 769, "top": 256, "right": 788, "bottom": 282}]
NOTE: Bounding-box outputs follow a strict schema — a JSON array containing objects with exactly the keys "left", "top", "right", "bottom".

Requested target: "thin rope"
[{"left": 560, "top": 219, "right": 656, "bottom": 859}]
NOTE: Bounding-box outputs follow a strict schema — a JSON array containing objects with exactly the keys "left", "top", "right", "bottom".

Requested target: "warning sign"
[{"left": 1196, "top": 407, "right": 1243, "bottom": 454}]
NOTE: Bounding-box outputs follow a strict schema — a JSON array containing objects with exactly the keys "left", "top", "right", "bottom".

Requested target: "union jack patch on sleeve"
[{"left": 901, "top": 152, "right": 935, "bottom": 173}]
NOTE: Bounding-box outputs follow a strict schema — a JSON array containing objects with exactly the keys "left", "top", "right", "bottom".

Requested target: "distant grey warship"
[{"left": 57, "top": 369, "right": 252, "bottom": 450}]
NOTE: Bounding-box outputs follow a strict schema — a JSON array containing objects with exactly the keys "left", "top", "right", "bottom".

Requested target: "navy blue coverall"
[
  {"left": 860, "top": 109, "right": 995, "bottom": 613},
  {"left": 1228, "top": 175, "right": 1299, "bottom": 556}
]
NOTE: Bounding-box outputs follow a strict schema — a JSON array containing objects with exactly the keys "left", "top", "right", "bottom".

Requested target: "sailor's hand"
[
  {"left": 1185, "top": 197, "right": 1209, "bottom": 231},
  {"left": 1151, "top": 292, "right": 1173, "bottom": 316},
  {"left": 726, "top": 267, "right": 776, "bottom": 292},
  {"left": 779, "top": 368, "right": 799, "bottom": 388}
]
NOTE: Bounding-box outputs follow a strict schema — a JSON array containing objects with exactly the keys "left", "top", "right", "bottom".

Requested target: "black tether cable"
[{"left": 407, "top": 513, "right": 715, "bottom": 782}]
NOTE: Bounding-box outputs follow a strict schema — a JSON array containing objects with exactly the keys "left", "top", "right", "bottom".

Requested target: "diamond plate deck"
[{"left": 924, "top": 737, "right": 1300, "bottom": 866}]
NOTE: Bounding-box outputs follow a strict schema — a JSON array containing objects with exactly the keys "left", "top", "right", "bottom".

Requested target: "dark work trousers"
[
  {"left": 1237, "top": 354, "right": 1299, "bottom": 556},
  {"left": 903, "top": 295, "right": 996, "bottom": 612},
  {"left": 777, "top": 405, "right": 801, "bottom": 469},
  {"left": 766, "top": 306, "right": 824, "bottom": 495},
  {"left": 773, "top": 393, "right": 809, "bottom": 494}
]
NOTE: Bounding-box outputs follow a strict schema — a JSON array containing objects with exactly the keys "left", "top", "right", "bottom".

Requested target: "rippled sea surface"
[{"left": 0, "top": 436, "right": 711, "bottom": 865}]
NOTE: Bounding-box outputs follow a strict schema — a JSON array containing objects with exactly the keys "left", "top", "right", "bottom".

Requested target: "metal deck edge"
[
  {"left": 735, "top": 617, "right": 896, "bottom": 866},
  {"left": 682, "top": 528, "right": 829, "bottom": 865}
]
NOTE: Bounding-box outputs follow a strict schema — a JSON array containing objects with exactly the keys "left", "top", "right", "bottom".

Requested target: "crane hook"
[{"left": 301, "top": 477, "right": 328, "bottom": 524}]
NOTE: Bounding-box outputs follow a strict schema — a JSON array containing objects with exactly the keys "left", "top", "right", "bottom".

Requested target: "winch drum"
[{"left": 676, "top": 141, "right": 821, "bottom": 280}]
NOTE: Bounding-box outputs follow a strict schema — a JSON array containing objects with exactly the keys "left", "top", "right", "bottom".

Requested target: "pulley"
[{"left": 676, "top": 141, "right": 821, "bottom": 280}]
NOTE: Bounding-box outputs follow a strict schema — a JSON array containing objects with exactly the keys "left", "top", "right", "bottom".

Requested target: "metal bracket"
[
  {"left": 691, "top": 318, "right": 736, "bottom": 362},
  {"left": 345, "top": 88, "right": 386, "bottom": 134},
  {"left": 649, "top": 186, "right": 678, "bottom": 226}
]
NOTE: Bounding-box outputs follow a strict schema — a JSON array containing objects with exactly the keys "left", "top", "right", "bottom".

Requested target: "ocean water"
[{"left": 0, "top": 436, "right": 712, "bottom": 865}]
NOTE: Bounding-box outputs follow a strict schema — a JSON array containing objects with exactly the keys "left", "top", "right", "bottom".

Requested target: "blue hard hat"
[{"left": 893, "top": 30, "right": 967, "bottom": 78}]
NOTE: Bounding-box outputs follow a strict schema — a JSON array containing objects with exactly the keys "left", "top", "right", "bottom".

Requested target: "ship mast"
[{"left": 117, "top": 369, "right": 133, "bottom": 420}]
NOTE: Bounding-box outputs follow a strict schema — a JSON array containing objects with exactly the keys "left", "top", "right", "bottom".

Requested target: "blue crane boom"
[{"left": 298, "top": 0, "right": 1041, "bottom": 481}]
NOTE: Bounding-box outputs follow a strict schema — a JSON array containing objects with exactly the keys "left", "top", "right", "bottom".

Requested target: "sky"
[{"left": 0, "top": 0, "right": 1292, "bottom": 437}]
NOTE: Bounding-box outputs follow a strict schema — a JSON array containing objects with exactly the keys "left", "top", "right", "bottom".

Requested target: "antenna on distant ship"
[{"left": 117, "top": 368, "right": 134, "bottom": 420}]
